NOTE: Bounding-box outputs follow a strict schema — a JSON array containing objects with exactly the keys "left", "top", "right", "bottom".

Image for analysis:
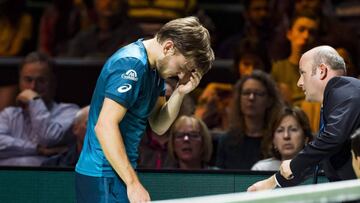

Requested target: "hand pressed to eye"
[{"left": 177, "top": 70, "right": 202, "bottom": 95}]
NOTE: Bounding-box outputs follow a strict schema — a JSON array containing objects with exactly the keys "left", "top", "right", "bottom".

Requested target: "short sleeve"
[{"left": 104, "top": 57, "right": 146, "bottom": 108}]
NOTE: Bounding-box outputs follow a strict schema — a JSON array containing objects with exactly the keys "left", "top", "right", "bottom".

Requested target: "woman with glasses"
[
  {"left": 252, "top": 106, "right": 313, "bottom": 171},
  {"left": 168, "top": 115, "right": 213, "bottom": 169},
  {"left": 216, "top": 70, "right": 284, "bottom": 169}
]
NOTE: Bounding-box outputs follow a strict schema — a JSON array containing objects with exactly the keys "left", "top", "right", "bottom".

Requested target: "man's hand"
[
  {"left": 16, "top": 89, "right": 40, "bottom": 106},
  {"left": 127, "top": 181, "right": 150, "bottom": 203},
  {"left": 177, "top": 71, "right": 202, "bottom": 95},
  {"left": 280, "top": 159, "right": 293, "bottom": 180},
  {"left": 247, "top": 175, "right": 277, "bottom": 192}
]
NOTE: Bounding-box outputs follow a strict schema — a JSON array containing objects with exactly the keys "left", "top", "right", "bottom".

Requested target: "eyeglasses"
[
  {"left": 174, "top": 132, "right": 201, "bottom": 141},
  {"left": 241, "top": 90, "right": 267, "bottom": 97}
]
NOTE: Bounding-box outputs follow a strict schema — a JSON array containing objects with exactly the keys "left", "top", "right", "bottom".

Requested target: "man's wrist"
[{"left": 273, "top": 174, "right": 282, "bottom": 188}]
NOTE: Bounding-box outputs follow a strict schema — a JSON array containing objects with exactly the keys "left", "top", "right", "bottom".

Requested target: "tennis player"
[{"left": 75, "top": 16, "right": 214, "bottom": 202}]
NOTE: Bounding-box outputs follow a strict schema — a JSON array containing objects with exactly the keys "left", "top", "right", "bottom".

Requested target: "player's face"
[
  {"left": 273, "top": 115, "right": 306, "bottom": 160},
  {"left": 157, "top": 53, "right": 193, "bottom": 80}
]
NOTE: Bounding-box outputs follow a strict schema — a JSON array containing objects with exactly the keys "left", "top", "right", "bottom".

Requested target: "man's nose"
[{"left": 297, "top": 77, "right": 303, "bottom": 88}]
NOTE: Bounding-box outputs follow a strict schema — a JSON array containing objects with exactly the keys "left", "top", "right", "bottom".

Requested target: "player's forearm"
[
  {"left": 95, "top": 122, "right": 140, "bottom": 186},
  {"left": 150, "top": 89, "right": 185, "bottom": 135}
]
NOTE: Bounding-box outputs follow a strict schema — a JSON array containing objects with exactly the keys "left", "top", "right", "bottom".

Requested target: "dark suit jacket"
[{"left": 276, "top": 76, "right": 360, "bottom": 186}]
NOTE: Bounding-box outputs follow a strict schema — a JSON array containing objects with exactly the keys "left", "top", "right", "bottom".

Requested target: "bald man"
[{"left": 248, "top": 45, "right": 360, "bottom": 191}]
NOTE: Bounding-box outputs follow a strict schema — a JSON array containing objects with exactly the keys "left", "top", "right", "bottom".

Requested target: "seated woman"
[
  {"left": 216, "top": 70, "right": 284, "bottom": 170},
  {"left": 167, "top": 115, "right": 213, "bottom": 169},
  {"left": 251, "top": 106, "right": 313, "bottom": 171},
  {"left": 195, "top": 38, "right": 267, "bottom": 132}
]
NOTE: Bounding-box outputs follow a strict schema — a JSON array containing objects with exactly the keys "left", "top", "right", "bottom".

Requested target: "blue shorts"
[{"left": 75, "top": 172, "right": 129, "bottom": 203}]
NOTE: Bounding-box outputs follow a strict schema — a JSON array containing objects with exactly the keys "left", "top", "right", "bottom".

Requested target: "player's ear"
[{"left": 163, "top": 40, "right": 175, "bottom": 56}]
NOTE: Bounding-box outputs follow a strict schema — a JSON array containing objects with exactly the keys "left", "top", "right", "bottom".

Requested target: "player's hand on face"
[
  {"left": 127, "top": 181, "right": 150, "bottom": 203},
  {"left": 177, "top": 70, "right": 202, "bottom": 95}
]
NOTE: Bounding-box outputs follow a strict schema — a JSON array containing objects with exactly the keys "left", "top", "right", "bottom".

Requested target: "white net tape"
[{"left": 153, "top": 179, "right": 360, "bottom": 203}]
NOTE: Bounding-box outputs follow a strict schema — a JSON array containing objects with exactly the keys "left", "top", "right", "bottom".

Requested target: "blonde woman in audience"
[
  {"left": 252, "top": 106, "right": 313, "bottom": 171},
  {"left": 168, "top": 115, "right": 213, "bottom": 169}
]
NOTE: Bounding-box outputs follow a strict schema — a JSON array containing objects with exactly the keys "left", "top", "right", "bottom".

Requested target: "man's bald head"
[{"left": 304, "top": 45, "right": 346, "bottom": 76}]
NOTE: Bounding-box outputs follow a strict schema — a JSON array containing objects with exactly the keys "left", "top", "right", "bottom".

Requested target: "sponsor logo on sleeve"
[
  {"left": 121, "top": 69, "right": 138, "bottom": 81},
  {"left": 117, "top": 84, "right": 132, "bottom": 93}
]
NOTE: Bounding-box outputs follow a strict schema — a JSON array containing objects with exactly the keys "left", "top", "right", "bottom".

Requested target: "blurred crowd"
[{"left": 1, "top": 0, "right": 360, "bottom": 171}]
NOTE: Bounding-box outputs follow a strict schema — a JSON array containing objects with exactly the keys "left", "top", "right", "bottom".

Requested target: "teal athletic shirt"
[{"left": 76, "top": 39, "right": 165, "bottom": 177}]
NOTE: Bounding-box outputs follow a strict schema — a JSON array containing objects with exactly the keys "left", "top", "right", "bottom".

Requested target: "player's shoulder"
[
  {"left": 107, "top": 41, "right": 147, "bottom": 70},
  {"left": 112, "top": 39, "right": 147, "bottom": 65}
]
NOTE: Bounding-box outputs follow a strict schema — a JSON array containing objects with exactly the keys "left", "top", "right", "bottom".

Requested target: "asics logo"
[
  {"left": 117, "top": 84, "right": 132, "bottom": 93},
  {"left": 121, "top": 69, "right": 138, "bottom": 81}
]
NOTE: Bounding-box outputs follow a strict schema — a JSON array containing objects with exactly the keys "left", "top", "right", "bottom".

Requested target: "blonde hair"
[
  {"left": 168, "top": 115, "right": 213, "bottom": 163},
  {"left": 156, "top": 16, "right": 215, "bottom": 76}
]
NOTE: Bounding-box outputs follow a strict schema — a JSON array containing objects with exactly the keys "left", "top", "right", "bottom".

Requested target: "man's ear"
[
  {"left": 163, "top": 40, "right": 175, "bottom": 56},
  {"left": 319, "top": 63, "right": 328, "bottom": 80}
]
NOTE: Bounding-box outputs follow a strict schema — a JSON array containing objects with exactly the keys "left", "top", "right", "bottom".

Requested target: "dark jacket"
[
  {"left": 216, "top": 130, "right": 263, "bottom": 170},
  {"left": 276, "top": 76, "right": 360, "bottom": 186}
]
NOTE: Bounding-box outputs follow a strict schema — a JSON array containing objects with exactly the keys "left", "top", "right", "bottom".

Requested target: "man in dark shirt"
[{"left": 248, "top": 45, "right": 360, "bottom": 190}]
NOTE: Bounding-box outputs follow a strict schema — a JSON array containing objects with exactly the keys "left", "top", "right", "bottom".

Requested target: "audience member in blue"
[
  {"left": 75, "top": 16, "right": 214, "bottom": 203},
  {"left": 0, "top": 52, "right": 79, "bottom": 166}
]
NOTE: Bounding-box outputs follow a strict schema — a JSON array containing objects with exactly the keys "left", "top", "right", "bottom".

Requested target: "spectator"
[
  {"left": 252, "top": 106, "right": 313, "bottom": 171},
  {"left": 127, "top": 0, "right": 197, "bottom": 36},
  {"left": 137, "top": 79, "right": 195, "bottom": 169},
  {"left": 195, "top": 82, "right": 233, "bottom": 132},
  {"left": 336, "top": 47, "right": 359, "bottom": 78},
  {"left": 216, "top": 70, "right": 284, "bottom": 170},
  {"left": 270, "top": 11, "right": 322, "bottom": 133},
  {"left": 217, "top": 0, "right": 273, "bottom": 71},
  {"left": 0, "top": 0, "right": 33, "bottom": 110},
  {"left": 38, "top": 0, "right": 94, "bottom": 56},
  {"left": 0, "top": 52, "right": 80, "bottom": 166},
  {"left": 233, "top": 38, "right": 266, "bottom": 79},
  {"left": 271, "top": 11, "right": 319, "bottom": 105},
  {"left": 42, "top": 105, "right": 90, "bottom": 167},
  {"left": 67, "top": 0, "right": 143, "bottom": 58},
  {"left": 195, "top": 38, "right": 266, "bottom": 132},
  {"left": 168, "top": 115, "right": 213, "bottom": 169},
  {"left": 0, "top": 0, "right": 33, "bottom": 56}
]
